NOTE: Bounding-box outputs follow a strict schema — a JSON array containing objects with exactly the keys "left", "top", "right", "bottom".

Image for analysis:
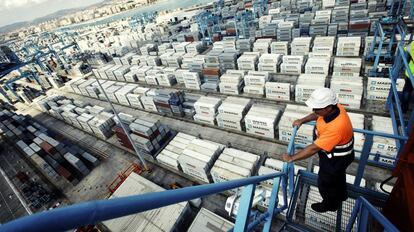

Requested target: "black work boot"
[{"left": 311, "top": 202, "right": 339, "bottom": 213}]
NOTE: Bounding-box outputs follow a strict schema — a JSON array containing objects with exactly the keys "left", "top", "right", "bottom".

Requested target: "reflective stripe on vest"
[{"left": 322, "top": 138, "right": 354, "bottom": 159}]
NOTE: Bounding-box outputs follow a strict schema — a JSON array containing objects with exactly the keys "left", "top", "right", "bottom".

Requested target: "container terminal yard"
[{"left": 0, "top": 0, "right": 413, "bottom": 231}]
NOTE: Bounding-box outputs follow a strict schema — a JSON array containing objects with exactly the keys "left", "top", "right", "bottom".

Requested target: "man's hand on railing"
[
  {"left": 292, "top": 119, "right": 303, "bottom": 128},
  {"left": 282, "top": 153, "right": 293, "bottom": 162}
]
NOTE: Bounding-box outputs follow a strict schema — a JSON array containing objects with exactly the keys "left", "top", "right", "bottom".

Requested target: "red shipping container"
[
  {"left": 203, "top": 68, "right": 221, "bottom": 76},
  {"left": 40, "top": 141, "right": 57, "bottom": 155},
  {"left": 226, "top": 28, "right": 236, "bottom": 36},
  {"left": 185, "top": 35, "right": 195, "bottom": 42},
  {"left": 57, "top": 166, "right": 73, "bottom": 181}
]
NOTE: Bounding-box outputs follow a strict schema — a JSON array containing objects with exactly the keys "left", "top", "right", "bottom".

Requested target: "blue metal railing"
[
  {"left": 346, "top": 196, "right": 399, "bottom": 232},
  {"left": 0, "top": 127, "right": 299, "bottom": 232},
  {"left": 368, "top": 20, "right": 407, "bottom": 76},
  {"left": 0, "top": 172, "right": 287, "bottom": 232},
  {"left": 390, "top": 42, "right": 414, "bottom": 135}
]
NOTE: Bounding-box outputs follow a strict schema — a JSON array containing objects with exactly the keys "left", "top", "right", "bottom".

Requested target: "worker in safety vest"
[
  {"left": 282, "top": 88, "right": 354, "bottom": 213},
  {"left": 402, "top": 41, "right": 414, "bottom": 113}
]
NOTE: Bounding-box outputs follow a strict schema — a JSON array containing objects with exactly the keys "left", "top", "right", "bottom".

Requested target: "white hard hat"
[{"left": 305, "top": 88, "right": 338, "bottom": 109}]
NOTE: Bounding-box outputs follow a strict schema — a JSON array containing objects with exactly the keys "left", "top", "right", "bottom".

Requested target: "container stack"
[
  {"left": 140, "top": 90, "right": 158, "bottom": 112},
  {"left": 140, "top": 44, "right": 157, "bottom": 55},
  {"left": 174, "top": 69, "right": 187, "bottom": 85},
  {"left": 279, "top": 104, "right": 314, "bottom": 145},
  {"left": 253, "top": 38, "right": 272, "bottom": 54},
  {"left": 126, "top": 87, "right": 149, "bottom": 109},
  {"left": 145, "top": 69, "right": 162, "bottom": 85},
  {"left": 160, "top": 51, "right": 176, "bottom": 67},
  {"left": 37, "top": 96, "right": 115, "bottom": 139},
  {"left": 291, "top": 37, "right": 312, "bottom": 55},
  {"left": 114, "top": 117, "right": 171, "bottom": 160},
  {"left": 271, "top": 41, "right": 289, "bottom": 55},
  {"left": 0, "top": 110, "right": 100, "bottom": 185},
  {"left": 124, "top": 65, "right": 141, "bottom": 82},
  {"left": 312, "top": 36, "right": 335, "bottom": 56},
  {"left": 258, "top": 54, "right": 281, "bottom": 73},
  {"left": 156, "top": 132, "right": 195, "bottom": 171},
  {"left": 113, "top": 66, "right": 130, "bottom": 81},
  {"left": 158, "top": 43, "right": 172, "bottom": 55},
  {"left": 219, "top": 71, "right": 245, "bottom": 95},
  {"left": 183, "top": 71, "right": 202, "bottom": 90},
  {"left": 130, "top": 55, "right": 141, "bottom": 65},
  {"left": 211, "top": 147, "right": 259, "bottom": 186},
  {"left": 205, "top": 49, "right": 222, "bottom": 74},
  {"left": 237, "top": 52, "right": 260, "bottom": 71},
  {"left": 136, "top": 66, "right": 153, "bottom": 82},
  {"left": 177, "top": 138, "right": 225, "bottom": 183},
  {"left": 153, "top": 89, "right": 184, "bottom": 117},
  {"left": 219, "top": 51, "right": 238, "bottom": 73},
  {"left": 189, "top": 55, "right": 205, "bottom": 74},
  {"left": 277, "top": 21, "right": 294, "bottom": 41},
  {"left": 156, "top": 72, "right": 177, "bottom": 87},
  {"left": 331, "top": 57, "right": 363, "bottom": 108},
  {"left": 193, "top": 96, "right": 222, "bottom": 126},
  {"left": 244, "top": 104, "right": 283, "bottom": 139},
  {"left": 336, "top": 37, "right": 361, "bottom": 56},
  {"left": 348, "top": 112, "right": 365, "bottom": 159},
  {"left": 280, "top": 55, "right": 304, "bottom": 75},
  {"left": 371, "top": 116, "right": 398, "bottom": 165},
  {"left": 236, "top": 38, "right": 253, "bottom": 53},
  {"left": 295, "top": 74, "right": 326, "bottom": 103},
  {"left": 186, "top": 41, "right": 205, "bottom": 54},
  {"left": 243, "top": 71, "right": 271, "bottom": 96},
  {"left": 310, "top": 10, "right": 331, "bottom": 36},
  {"left": 64, "top": 153, "right": 90, "bottom": 176},
  {"left": 305, "top": 57, "right": 330, "bottom": 76},
  {"left": 216, "top": 97, "right": 252, "bottom": 131},
  {"left": 104, "top": 83, "right": 126, "bottom": 103},
  {"left": 114, "top": 84, "right": 137, "bottom": 106},
  {"left": 201, "top": 68, "right": 220, "bottom": 92},
  {"left": 265, "top": 78, "right": 292, "bottom": 101},
  {"left": 332, "top": 58, "right": 362, "bottom": 78},
  {"left": 366, "top": 77, "right": 405, "bottom": 102}
]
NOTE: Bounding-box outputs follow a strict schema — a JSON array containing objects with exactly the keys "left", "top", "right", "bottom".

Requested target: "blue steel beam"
[
  {"left": 372, "top": 23, "right": 385, "bottom": 73},
  {"left": 354, "top": 134, "right": 373, "bottom": 187},
  {"left": 262, "top": 177, "right": 281, "bottom": 232},
  {"left": 234, "top": 184, "right": 256, "bottom": 231},
  {"left": 390, "top": 77, "right": 406, "bottom": 137},
  {"left": 346, "top": 197, "right": 399, "bottom": 232},
  {"left": 0, "top": 172, "right": 286, "bottom": 232}
]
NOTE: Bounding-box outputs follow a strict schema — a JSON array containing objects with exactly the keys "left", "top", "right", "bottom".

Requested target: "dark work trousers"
[
  {"left": 402, "top": 78, "right": 413, "bottom": 113},
  {"left": 317, "top": 151, "right": 355, "bottom": 208}
]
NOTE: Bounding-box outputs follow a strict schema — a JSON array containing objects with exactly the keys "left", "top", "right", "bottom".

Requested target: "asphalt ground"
[{"left": 0, "top": 166, "right": 28, "bottom": 224}]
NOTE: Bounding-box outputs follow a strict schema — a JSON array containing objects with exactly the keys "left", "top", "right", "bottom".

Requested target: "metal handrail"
[
  {"left": 346, "top": 196, "right": 399, "bottom": 232},
  {"left": 0, "top": 172, "right": 286, "bottom": 232},
  {"left": 0, "top": 126, "right": 300, "bottom": 232}
]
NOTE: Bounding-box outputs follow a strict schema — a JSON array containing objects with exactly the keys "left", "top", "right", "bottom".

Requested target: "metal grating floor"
[
  {"left": 285, "top": 172, "right": 388, "bottom": 232},
  {"left": 289, "top": 185, "right": 358, "bottom": 232}
]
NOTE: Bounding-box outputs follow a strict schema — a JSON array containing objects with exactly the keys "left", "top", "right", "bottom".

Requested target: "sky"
[{"left": 0, "top": 0, "right": 104, "bottom": 27}]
